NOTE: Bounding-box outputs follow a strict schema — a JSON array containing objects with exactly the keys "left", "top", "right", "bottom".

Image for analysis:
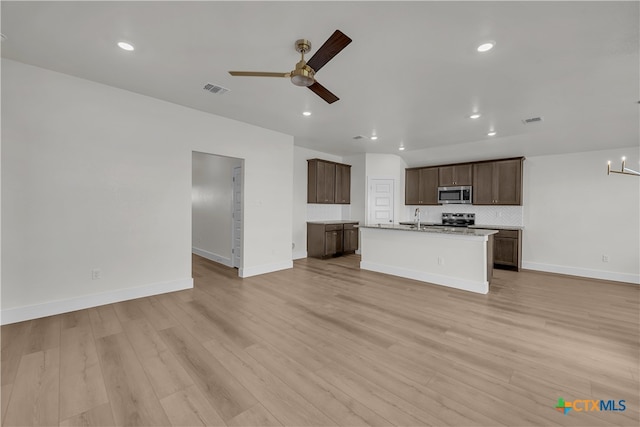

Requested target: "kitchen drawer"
[
  {"left": 343, "top": 223, "right": 358, "bottom": 230},
  {"left": 325, "top": 224, "right": 344, "bottom": 231},
  {"left": 497, "top": 229, "right": 519, "bottom": 239}
]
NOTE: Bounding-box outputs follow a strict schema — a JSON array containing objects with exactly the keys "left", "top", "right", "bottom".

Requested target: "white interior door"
[
  {"left": 232, "top": 166, "right": 242, "bottom": 268},
  {"left": 368, "top": 178, "right": 395, "bottom": 225}
]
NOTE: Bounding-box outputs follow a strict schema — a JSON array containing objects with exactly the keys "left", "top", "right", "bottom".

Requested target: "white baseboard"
[
  {"left": 360, "top": 261, "right": 489, "bottom": 294},
  {"left": 1, "top": 278, "right": 193, "bottom": 325},
  {"left": 522, "top": 261, "right": 640, "bottom": 284},
  {"left": 192, "top": 247, "right": 233, "bottom": 267},
  {"left": 240, "top": 260, "right": 293, "bottom": 278},
  {"left": 292, "top": 250, "right": 307, "bottom": 260}
]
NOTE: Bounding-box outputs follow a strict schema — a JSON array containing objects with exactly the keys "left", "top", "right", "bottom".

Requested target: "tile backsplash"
[
  {"left": 307, "top": 204, "right": 352, "bottom": 221},
  {"left": 307, "top": 203, "right": 521, "bottom": 226},
  {"left": 405, "top": 205, "right": 523, "bottom": 227}
]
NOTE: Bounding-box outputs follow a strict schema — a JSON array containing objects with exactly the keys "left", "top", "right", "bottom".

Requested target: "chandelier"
[{"left": 607, "top": 157, "right": 639, "bottom": 177}]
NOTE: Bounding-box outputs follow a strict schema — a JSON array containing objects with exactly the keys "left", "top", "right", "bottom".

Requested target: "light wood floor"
[{"left": 2, "top": 254, "right": 638, "bottom": 426}]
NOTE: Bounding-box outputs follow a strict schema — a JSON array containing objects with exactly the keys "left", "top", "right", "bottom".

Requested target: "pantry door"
[{"left": 367, "top": 178, "right": 394, "bottom": 225}]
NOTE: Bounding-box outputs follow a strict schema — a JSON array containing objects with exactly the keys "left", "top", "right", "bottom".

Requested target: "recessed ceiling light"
[
  {"left": 477, "top": 42, "right": 495, "bottom": 52},
  {"left": 117, "top": 41, "right": 135, "bottom": 51},
  {"left": 469, "top": 113, "right": 481, "bottom": 119},
  {"left": 370, "top": 136, "right": 378, "bottom": 140},
  {"left": 302, "top": 111, "right": 311, "bottom": 116},
  {"left": 487, "top": 131, "right": 497, "bottom": 136},
  {"left": 399, "top": 146, "right": 405, "bottom": 151}
]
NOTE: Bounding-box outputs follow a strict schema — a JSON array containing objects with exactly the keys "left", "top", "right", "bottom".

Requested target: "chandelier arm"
[{"left": 607, "top": 159, "right": 640, "bottom": 177}]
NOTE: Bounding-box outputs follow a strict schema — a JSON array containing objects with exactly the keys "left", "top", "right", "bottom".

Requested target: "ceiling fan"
[{"left": 229, "top": 30, "right": 352, "bottom": 104}]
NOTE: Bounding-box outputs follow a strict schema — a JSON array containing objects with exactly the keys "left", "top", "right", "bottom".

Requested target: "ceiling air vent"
[
  {"left": 203, "top": 83, "right": 229, "bottom": 95},
  {"left": 522, "top": 116, "right": 543, "bottom": 124}
]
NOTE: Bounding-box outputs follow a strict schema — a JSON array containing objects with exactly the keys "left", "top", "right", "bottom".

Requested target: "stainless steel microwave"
[{"left": 437, "top": 186, "right": 472, "bottom": 204}]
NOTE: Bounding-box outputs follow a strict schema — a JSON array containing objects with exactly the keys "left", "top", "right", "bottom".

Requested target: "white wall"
[
  {"left": 1, "top": 59, "right": 294, "bottom": 324},
  {"left": 364, "top": 153, "right": 408, "bottom": 224},
  {"left": 292, "top": 146, "right": 343, "bottom": 259},
  {"left": 523, "top": 147, "right": 639, "bottom": 283},
  {"left": 344, "top": 154, "right": 366, "bottom": 226},
  {"left": 192, "top": 152, "right": 242, "bottom": 266}
]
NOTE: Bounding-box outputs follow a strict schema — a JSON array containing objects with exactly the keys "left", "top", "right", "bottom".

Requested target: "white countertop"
[
  {"left": 307, "top": 220, "right": 359, "bottom": 225},
  {"left": 399, "top": 221, "right": 524, "bottom": 231},
  {"left": 358, "top": 224, "right": 498, "bottom": 237},
  {"left": 470, "top": 224, "right": 524, "bottom": 231}
]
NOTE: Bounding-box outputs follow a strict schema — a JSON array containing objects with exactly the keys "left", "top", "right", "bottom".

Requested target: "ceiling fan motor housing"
[
  {"left": 291, "top": 39, "right": 315, "bottom": 86},
  {"left": 294, "top": 39, "right": 312, "bottom": 54},
  {"left": 290, "top": 60, "right": 315, "bottom": 87}
]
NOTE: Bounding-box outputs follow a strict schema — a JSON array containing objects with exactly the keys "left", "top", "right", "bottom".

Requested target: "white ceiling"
[{"left": 2, "top": 1, "right": 638, "bottom": 166}]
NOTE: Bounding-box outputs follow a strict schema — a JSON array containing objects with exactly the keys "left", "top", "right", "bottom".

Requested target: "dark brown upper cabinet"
[
  {"left": 406, "top": 157, "right": 524, "bottom": 206},
  {"left": 473, "top": 158, "right": 523, "bottom": 205},
  {"left": 405, "top": 167, "right": 439, "bottom": 205},
  {"left": 308, "top": 159, "right": 351, "bottom": 204},
  {"left": 335, "top": 163, "right": 351, "bottom": 204},
  {"left": 438, "top": 164, "right": 472, "bottom": 186}
]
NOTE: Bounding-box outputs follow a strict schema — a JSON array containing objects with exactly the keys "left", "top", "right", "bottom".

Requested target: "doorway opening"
[{"left": 192, "top": 151, "right": 244, "bottom": 273}]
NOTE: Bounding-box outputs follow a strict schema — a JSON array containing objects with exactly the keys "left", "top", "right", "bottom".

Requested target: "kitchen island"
[{"left": 358, "top": 224, "right": 498, "bottom": 294}]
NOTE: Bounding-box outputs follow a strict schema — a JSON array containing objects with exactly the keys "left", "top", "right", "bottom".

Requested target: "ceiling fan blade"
[
  {"left": 306, "top": 30, "right": 352, "bottom": 73},
  {"left": 228, "top": 71, "right": 290, "bottom": 77},
  {"left": 308, "top": 81, "right": 339, "bottom": 104}
]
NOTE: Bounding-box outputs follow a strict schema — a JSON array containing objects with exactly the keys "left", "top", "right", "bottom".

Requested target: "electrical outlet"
[
  {"left": 91, "top": 268, "right": 102, "bottom": 280},
  {"left": 602, "top": 255, "right": 609, "bottom": 263},
  {"left": 438, "top": 256, "right": 444, "bottom": 266}
]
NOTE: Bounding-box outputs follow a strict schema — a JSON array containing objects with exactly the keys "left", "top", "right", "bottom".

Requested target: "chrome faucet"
[{"left": 415, "top": 208, "right": 421, "bottom": 228}]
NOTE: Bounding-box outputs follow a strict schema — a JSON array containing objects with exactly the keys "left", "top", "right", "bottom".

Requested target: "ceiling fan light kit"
[{"left": 228, "top": 30, "right": 352, "bottom": 103}]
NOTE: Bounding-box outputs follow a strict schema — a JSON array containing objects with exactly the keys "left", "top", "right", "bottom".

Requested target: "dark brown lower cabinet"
[
  {"left": 493, "top": 229, "right": 522, "bottom": 271},
  {"left": 307, "top": 222, "right": 358, "bottom": 259},
  {"left": 324, "top": 228, "right": 343, "bottom": 256},
  {"left": 343, "top": 224, "right": 359, "bottom": 252}
]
